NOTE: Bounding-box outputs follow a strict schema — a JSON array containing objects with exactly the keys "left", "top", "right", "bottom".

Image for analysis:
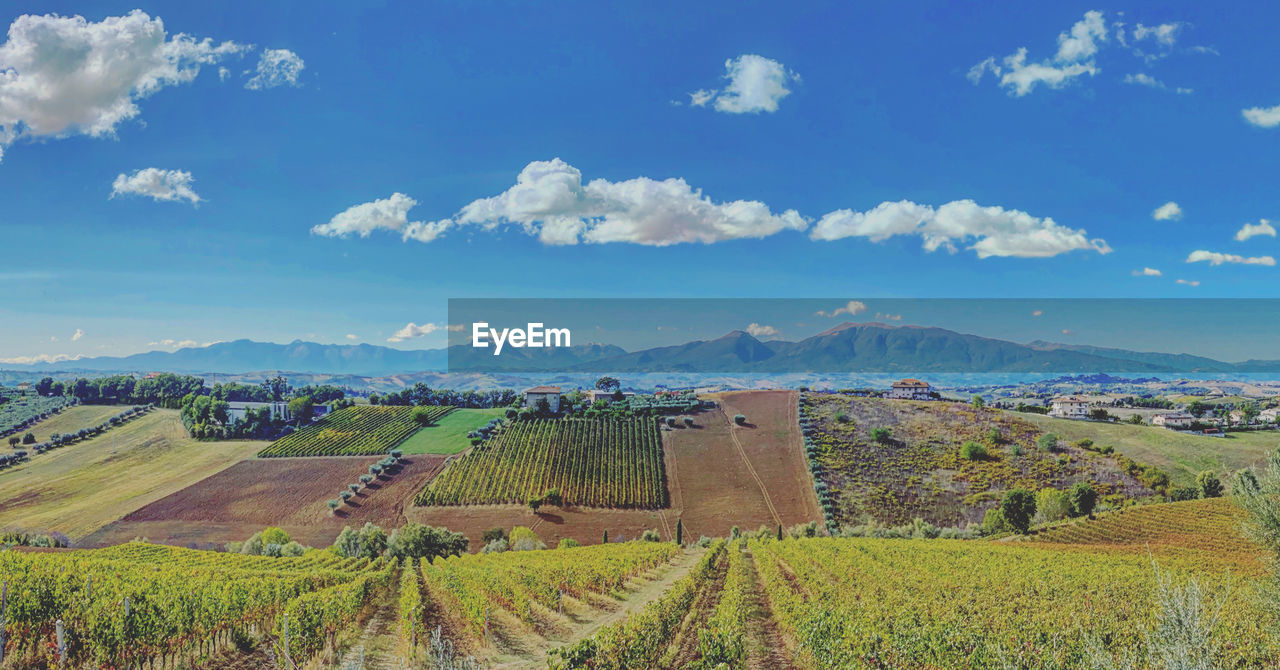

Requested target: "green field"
[
  {"left": 394, "top": 407, "right": 506, "bottom": 455},
  {"left": 257, "top": 405, "right": 455, "bottom": 457},
  {"left": 1021, "top": 413, "right": 1280, "bottom": 485},
  {"left": 5, "top": 404, "right": 133, "bottom": 445}
]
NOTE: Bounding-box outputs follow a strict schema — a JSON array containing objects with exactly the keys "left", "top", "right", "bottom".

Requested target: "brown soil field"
[
  {"left": 82, "top": 391, "right": 822, "bottom": 552},
  {"left": 82, "top": 454, "right": 447, "bottom": 548}
]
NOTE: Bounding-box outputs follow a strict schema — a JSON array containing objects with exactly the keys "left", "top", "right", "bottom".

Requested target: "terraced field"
[{"left": 258, "top": 405, "right": 454, "bottom": 457}]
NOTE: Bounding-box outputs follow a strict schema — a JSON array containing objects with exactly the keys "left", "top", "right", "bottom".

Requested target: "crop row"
[
  {"left": 258, "top": 405, "right": 453, "bottom": 457},
  {"left": 416, "top": 417, "right": 668, "bottom": 508}
]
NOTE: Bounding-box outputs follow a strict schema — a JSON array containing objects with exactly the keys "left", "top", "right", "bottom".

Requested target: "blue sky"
[{"left": 2, "top": 1, "right": 1279, "bottom": 364}]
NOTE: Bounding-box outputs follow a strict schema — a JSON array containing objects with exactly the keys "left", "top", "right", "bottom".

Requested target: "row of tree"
[{"left": 370, "top": 383, "right": 519, "bottom": 408}]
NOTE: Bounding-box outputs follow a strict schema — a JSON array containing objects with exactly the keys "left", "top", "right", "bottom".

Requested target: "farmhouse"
[
  {"left": 1048, "top": 395, "right": 1090, "bottom": 419},
  {"left": 15, "top": 382, "right": 30, "bottom": 392},
  {"left": 226, "top": 401, "right": 331, "bottom": 424},
  {"left": 886, "top": 378, "right": 932, "bottom": 400},
  {"left": 588, "top": 389, "right": 635, "bottom": 404},
  {"left": 1261, "top": 407, "right": 1280, "bottom": 423},
  {"left": 524, "top": 385, "right": 562, "bottom": 413},
  {"left": 1152, "top": 411, "right": 1195, "bottom": 429}
]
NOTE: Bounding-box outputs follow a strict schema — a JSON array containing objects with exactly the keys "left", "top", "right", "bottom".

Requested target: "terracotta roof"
[
  {"left": 525, "top": 386, "right": 561, "bottom": 394},
  {"left": 891, "top": 379, "right": 930, "bottom": 388}
]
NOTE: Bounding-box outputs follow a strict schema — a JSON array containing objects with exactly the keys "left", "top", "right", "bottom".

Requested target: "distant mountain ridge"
[{"left": 6, "top": 323, "right": 1280, "bottom": 376}]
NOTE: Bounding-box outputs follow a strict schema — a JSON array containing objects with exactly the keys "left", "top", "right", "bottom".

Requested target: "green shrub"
[
  {"left": 1068, "top": 482, "right": 1098, "bottom": 517},
  {"left": 557, "top": 538, "right": 581, "bottom": 549},
  {"left": 1001, "top": 488, "right": 1037, "bottom": 534},
  {"left": 960, "top": 441, "right": 988, "bottom": 461},
  {"left": 871, "top": 427, "right": 893, "bottom": 443},
  {"left": 1197, "top": 471, "right": 1224, "bottom": 498},
  {"left": 1036, "top": 433, "right": 1060, "bottom": 452},
  {"left": 982, "top": 508, "right": 1011, "bottom": 535},
  {"left": 1169, "top": 486, "right": 1200, "bottom": 502},
  {"left": 1036, "top": 488, "right": 1070, "bottom": 522}
]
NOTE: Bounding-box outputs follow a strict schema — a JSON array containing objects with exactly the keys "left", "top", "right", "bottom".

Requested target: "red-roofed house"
[{"left": 886, "top": 378, "right": 932, "bottom": 400}]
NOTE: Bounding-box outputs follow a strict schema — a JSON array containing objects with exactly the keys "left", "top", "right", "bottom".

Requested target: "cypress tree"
[
  {"left": 602, "top": 529, "right": 609, "bottom": 544},
  {"left": 777, "top": 524, "right": 783, "bottom": 541},
  {"left": 676, "top": 519, "right": 683, "bottom": 545}
]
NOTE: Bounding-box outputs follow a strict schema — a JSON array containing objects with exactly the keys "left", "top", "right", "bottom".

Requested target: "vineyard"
[
  {"left": 258, "top": 405, "right": 454, "bottom": 457},
  {"left": 414, "top": 416, "right": 668, "bottom": 508},
  {"left": 0, "top": 542, "right": 392, "bottom": 667}
]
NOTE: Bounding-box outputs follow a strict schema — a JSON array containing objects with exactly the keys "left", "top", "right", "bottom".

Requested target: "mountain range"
[{"left": 6, "top": 322, "right": 1279, "bottom": 377}]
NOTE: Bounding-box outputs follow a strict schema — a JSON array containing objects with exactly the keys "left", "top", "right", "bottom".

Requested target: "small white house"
[
  {"left": 225, "top": 401, "right": 331, "bottom": 424},
  {"left": 524, "top": 386, "right": 562, "bottom": 413},
  {"left": 1152, "top": 411, "right": 1195, "bottom": 429},
  {"left": 15, "top": 382, "right": 31, "bottom": 392},
  {"left": 886, "top": 379, "right": 932, "bottom": 400},
  {"left": 1049, "top": 395, "right": 1090, "bottom": 419},
  {"left": 1261, "top": 407, "right": 1280, "bottom": 424}
]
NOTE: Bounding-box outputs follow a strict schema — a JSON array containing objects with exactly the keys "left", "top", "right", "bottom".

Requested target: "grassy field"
[
  {"left": 5, "top": 404, "right": 133, "bottom": 445},
  {"left": 0, "top": 409, "right": 264, "bottom": 540},
  {"left": 395, "top": 407, "right": 506, "bottom": 455},
  {"left": 1021, "top": 413, "right": 1279, "bottom": 485}
]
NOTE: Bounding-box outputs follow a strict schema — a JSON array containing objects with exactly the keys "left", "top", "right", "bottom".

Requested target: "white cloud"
[
  {"left": 1243, "top": 105, "right": 1280, "bottom": 129},
  {"left": 1132, "top": 267, "right": 1162, "bottom": 276},
  {"left": 1061, "top": 329, "right": 1075, "bottom": 336},
  {"left": 875, "top": 312, "right": 903, "bottom": 321},
  {"left": 218, "top": 66, "right": 230, "bottom": 82},
  {"left": 1152, "top": 201, "right": 1182, "bottom": 221},
  {"left": 71, "top": 328, "right": 84, "bottom": 341},
  {"left": 1236, "top": 220, "right": 1277, "bottom": 242},
  {"left": 312, "top": 193, "right": 426, "bottom": 239},
  {"left": 689, "top": 54, "right": 798, "bottom": 114},
  {"left": 447, "top": 158, "right": 806, "bottom": 246},
  {"left": 810, "top": 198, "right": 1109, "bottom": 258},
  {"left": 110, "top": 168, "right": 201, "bottom": 204},
  {"left": 0, "top": 10, "right": 248, "bottom": 161},
  {"left": 816, "top": 301, "right": 867, "bottom": 318},
  {"left": 969, "top": 11, "right": 1105, "bottom": 96},
  {"left": 387, "top": 322, "right": 444, "bottom": 343},
  {"left": 1186, "top": 250, "right": 1276, "bottom": 266},
  {"left": 1032, "top": 309, "right": 1044, "bottom": 317},
  {"left": 244, "top": 48, "right": 304, "bottom": 90},
  {"left": 1176, "top": 278, "right": 1200, "bottom": 286},
  {"left": 147, "top": 338, "right": 203, "bottom": 348},
  {"left": 745, "top": 323, "right": 778, "bottom": 337},
  {"left": 345, "top": 333, "right": 358, "bottom": 340},
  {"left": 446, "top": 324, "right": 465, "bottom": 332},
  {"left": 1131, "top": 22, "right": 1183, "bottom": 48},
  {"left": 0, "top": 353, "right": 83, "bottom": 364}
]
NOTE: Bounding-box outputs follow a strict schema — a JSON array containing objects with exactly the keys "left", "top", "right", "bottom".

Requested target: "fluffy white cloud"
[
  {"left": 345, "top": 333, "right": 358, "bottom": 340},
  {"left": 1131, "top": 22, "right": 1183, "bottom": 47},
  {"left": 1186, "top": 250, "right": 1276, "bottom": 266},
  {"left": 218, "top": 66, "right": 230, "bottom": 82},
  {"left": 1176, "top": 278, "right": 1200, "bottom": 286},
  {"left": 689, "top": 54, "right": 798, "bottom": 114},
  {"left": 449, "top": 159, "right": 807, "bottom": 246},
  {"left": 387, "top": 322, "right": 444, "bottom": 343},
  {"left": 811, "top": 198, "right": 1109, "bottom": 258},
  {"left": 110, "top": 168, "right": 201, "bottom": 204},
  {"left": 969, "top": 11, "right": 1105, "bottom": 96},
  {"left": 0, "top": 10, "right": 248, "bottom": 161},
  {"left": 1243, "top": 105, "right": 1280, "bottom": 128},
  {"left": 875, "top": 312, "right": 903, "bottom": 321},
  {"left": 1032, "top": 309, "right": 1044, "bottom": 316},
  {"left": 1132, "top": 267, "right": 1162, "bottom": 276},
  {"left": 1122, "top": 73, "right": 1190, "bottom": 93},
  {"left": 311, "top": 193, "right": 424, "bottom": 239},
  {"left": 744, "top": 323, "right": 778, "bottom": 337},
  {"left": 816, "top": 301, "right": 867, "bottom": 318},
  {"left": 71, "top": 328, "right": 84, "bottom": 341},
  {"left": 1152, "top": 201, "right": 1182, "bottom": 221},
  {"left": 245, "top": 48, "right": 304, "bottom": 90},
  {"left": 1235, "top": 220, "right": 1277, "bottom": 242}
]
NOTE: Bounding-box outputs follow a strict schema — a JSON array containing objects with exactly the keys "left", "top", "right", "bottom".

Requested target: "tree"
[
  {"left": 1036, "top": 433, "right": 1059, "bottom": 452},
  {"left": 1169, "top": 486, "right": 1199, "bottom": 502},
  {"left": 602, "top": 529, "right": 609, "bottom": 544},
  {"left": 594, "top": 377, "right": 621, "bottom": 393},
  {"left": 287, "top": 396, "right": 314, "bottom": 425},
  {"left": 509, "top": 526, "right": 545, "bottom": 551},
  {"left": 1068, "top": 482, "right": 1097, "bottom": 518},
  {"left": 263, "top": 375, "right": 291, "bottom": 402},
  {"left": 529, "top": 495, "right": 544, "bottom": 513},
  {"left": 7, "top": 436, "right": 18, "bottom": 448},
  {"left": 1197, "top": 471, "right": 1224, "bottom": 498},
  {"left": 357, "top": 522, "right": 388, "bottom": 558},
  {"left": 412, "top": 406, "right": 439, "bottom": 425},
  {"left": 971, "top": 395, "right": 985, "bottom": 409},
  {"left": 557, "top": 538, "right": 581, "bottom": 549},
  {"left": 870, "top": 427, "right": 892, "bottom": 444},
  {"left": 1233, "top": 469, "right": 1260, "bottom": 495},
  {"left": 1186, "top": 400, "right": 1209, "bottom": 418},
  {"left": 1001, "top": 488, "right": 1037, "bottom": 534},
  {"left": 21, "top": 432, "right": 35, "bottom": 445},
  {"left": 482, "top": 527, "right": 506, "bottom": 544},
  {"left": 1036, "top": 488, "right": 1070, "bottom": 522},
  {"left": 35, "top": 377, "right": 54, "bottom": 396},
  {"left": 1241, "top": 402, "right": 1261, "bottom": 424},
  {"left": 387, "top": 522, "right": 468, "bottom": 560},
  {"left": 676, "top": 518, "right": 683, "bottom": 545},
  {"left": 1088, "top": 408, "right": 1112, "bottom": 421},
  {"left": 734, "top": 413, "right": 746, "bottom": 425}
]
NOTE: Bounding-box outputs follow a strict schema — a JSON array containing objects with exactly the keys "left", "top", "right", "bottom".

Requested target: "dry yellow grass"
[{"left": 0, "top": 409, "right": 264, "bottom": 540}]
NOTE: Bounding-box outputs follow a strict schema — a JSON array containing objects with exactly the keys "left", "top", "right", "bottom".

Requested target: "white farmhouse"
[
  {"left": 226, "top": 401, "right": 330, "bottom": 424},
  {"left": 588, "top": 389, "right": 635, "bottom": 404},
  {"left": 886, "top": 379, "right": 932, "bottom": 400},
  {"left": 1049, "top": 395, "right": 1090, "bottom": 419},
  {"left": 1260, "top": 407, "right": 1280, "bottom": 424},
  {"left": 1152, "top": 411, "right": 1195, "bottom": 429},
  {"left": 524, "top": 386, "right": 562, "bottom": 413}
]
